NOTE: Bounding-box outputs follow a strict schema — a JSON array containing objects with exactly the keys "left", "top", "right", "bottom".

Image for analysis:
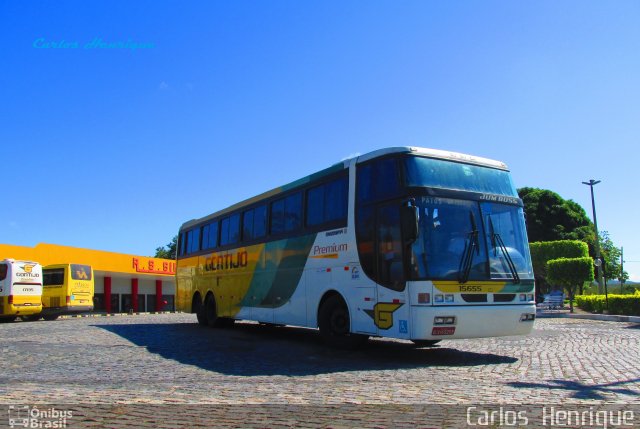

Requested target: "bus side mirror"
[{"left": 401, "top": 201, "right": 419, "bottom": 245}]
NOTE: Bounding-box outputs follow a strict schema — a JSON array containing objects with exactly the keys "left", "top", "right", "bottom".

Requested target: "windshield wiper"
[
  {"left": 457, "top": 211, "right": 479, "bottom": 284},
  {"left": 488, "top": 216, "right": 520, "bottom": 284}
]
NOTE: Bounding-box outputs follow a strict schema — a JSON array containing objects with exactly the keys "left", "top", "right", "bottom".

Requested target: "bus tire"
[
  {"left": 219, "top": 318, "right": 235, "bottom": 328},
  {"left": 0, "top": 316, "right": 17, "bottom": 323},
  {"left": 411, "top": 340, "right": 441, "bottom": 348},
  {"left": 43, "top": 315, "right": 59, "bottom": 321},
  {"left": 204, "top": 294, "right": 224, "bottom": 328},
  {"left": 20, "top": 315, "right": 42, "bottom": 322},
  {"left": 318, "top": 294, "right": 368, "bottom": 348},
  {"left": 193, "top": 294, "right": 207, "bottom": 326}
]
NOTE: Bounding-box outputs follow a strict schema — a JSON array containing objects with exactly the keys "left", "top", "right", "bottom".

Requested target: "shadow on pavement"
[
  {"left": 95, "top": 321, "right": 518, "bottom": 376},
  {"left": 507, "top": 378, "right": 640, "bottom": 400}
]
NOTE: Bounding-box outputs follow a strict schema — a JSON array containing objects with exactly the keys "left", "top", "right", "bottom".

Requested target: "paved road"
[{"left": 0, "top": 314, "right": 639, "bottom": 427}]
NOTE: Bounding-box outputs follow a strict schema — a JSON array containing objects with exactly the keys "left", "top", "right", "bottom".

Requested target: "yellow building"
[{"left": 0, "top": 243, "right": 175, "bottom": 313}]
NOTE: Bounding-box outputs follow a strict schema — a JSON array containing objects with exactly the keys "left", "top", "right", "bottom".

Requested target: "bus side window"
[
  {"left": 284, "top": 192, "right": 302, "bottom": 232},
  {"left": 208, "top": 222, "right": 219, "bottom": 249},
  {"left": 306, "top": 185, "right": 324, "bottom": 226},
  {"left": 221, "top": 214, "right": 240, "bottom": 246},
  {"left": 253, "top": 205, "right": 267, "bottom": 238},
  {"left": 201, "top": 225, "right": 210, "bottom": 250},
  {"left": 229, "top": 214, "right": 240, "bottom": 244},
  {"left": 325, "top": 176, "right": 348, "bottom": 223},
  {"left": 306, "top": 175, "right": 348, "bottom": 227},
  {"left": 243, "top": 209, "right": 255, "bottom": 241},
  {"left": 0, "top": 264, "right": 7, "bottom": 281},
  {"left": 357, "top": 164, "right": 374, "bottom": 203},
  {"left": 185, "top": 230, "right": 193, "bottom": 254},
  {"left": 179, "top": 232, "right": 186, "bottom": 256},
  {"left": 186, "top": 228, "right": 200, "bottom": 254},
  {"left": 271, "top": 199, "right": 285, "bottom": 235}
]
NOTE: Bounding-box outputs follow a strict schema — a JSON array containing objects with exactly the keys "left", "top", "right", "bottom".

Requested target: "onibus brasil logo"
[{"left": 8, "top": 405, "right": 72, "bottom": 428}]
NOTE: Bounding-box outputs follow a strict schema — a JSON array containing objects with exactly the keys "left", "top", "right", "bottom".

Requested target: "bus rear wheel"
[
  {"left": 20, "top": 315, "right": 42, "bottom": 322},
  {"left": 204, "top": 294, "right": 226, "bottom": 328},
  {"left": 193, "top": 295, "right": 207, "bottom": 326},
  {"left": 43, "top": 315, "right": 59, "bottom": 321},
  {"left": 318, "top": 295, "right": 367, "bottom": 348}
]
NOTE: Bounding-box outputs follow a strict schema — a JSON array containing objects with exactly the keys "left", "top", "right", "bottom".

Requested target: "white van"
[{"left": 0, "top": 259, "right": 43, "bottom": 322}]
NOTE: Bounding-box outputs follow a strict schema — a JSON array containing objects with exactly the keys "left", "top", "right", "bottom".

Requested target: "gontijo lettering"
[{"left": 203, "top": 251, "right": 249, "bottom": 272}]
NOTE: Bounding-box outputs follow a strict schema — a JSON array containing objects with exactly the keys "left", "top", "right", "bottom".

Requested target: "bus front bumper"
[{"left": 410, "top": 304, "right": 536, "bottom": 340}]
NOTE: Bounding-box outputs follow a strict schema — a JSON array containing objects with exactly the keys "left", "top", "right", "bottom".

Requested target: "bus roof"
[
  {"left": 179, "top": 146, "right": 509, "bottom": 230},
  {"left": 354, "top": 146, "right": 509, "bottom": 170},
  {"left": 1, "top": 259, "right": 40, "bottom": 265}
]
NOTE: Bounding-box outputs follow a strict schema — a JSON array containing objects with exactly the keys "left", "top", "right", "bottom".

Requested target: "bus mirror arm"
[{"left": 401, "top": 200, "right": 419, "bottom": 245}]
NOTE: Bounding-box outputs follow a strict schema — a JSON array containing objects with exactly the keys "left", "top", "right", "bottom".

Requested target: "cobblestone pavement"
[{"left": 0, "top": 314, "right": 639, "bottom": 427}]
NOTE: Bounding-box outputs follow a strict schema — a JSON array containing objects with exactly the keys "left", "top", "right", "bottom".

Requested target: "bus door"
[
  {"left": 372, "top": 203, "right": 410, "bottom": 339},
  {"left": 348, "top": 262, "right": 378, "bottom": 335}
]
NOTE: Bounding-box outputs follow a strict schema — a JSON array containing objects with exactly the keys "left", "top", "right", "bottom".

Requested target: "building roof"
[{"left": 0, "top": 243, "right": 175, "bottom": 278}]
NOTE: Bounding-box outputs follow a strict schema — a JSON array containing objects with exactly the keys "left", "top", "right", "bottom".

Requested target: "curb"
[{"left": 536, "top": 311, "right": 640, "bottom": 323}]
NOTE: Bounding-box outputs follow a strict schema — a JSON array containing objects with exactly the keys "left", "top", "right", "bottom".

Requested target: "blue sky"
[{"left": 2, "top": 1, "right": 639, "bottom": 280}]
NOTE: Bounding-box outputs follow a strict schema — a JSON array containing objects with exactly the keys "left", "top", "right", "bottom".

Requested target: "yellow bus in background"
[
  {"left": 39, "top": 264, "right": 94, "bottom": 321},
  {"left": 0, "top": 259, "right": 43, "bottom": 322}
]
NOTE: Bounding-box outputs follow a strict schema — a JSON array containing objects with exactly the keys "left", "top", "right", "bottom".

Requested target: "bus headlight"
[
  {"left": 520, "top": 313, "right": 535, "bottom": 322},
  {"left": 434, "top": 294, "right": 454, "bottom": 303}
]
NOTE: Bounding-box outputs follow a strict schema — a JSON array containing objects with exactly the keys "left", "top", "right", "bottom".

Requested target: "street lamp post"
[{"left": 582, "top": 179, "right": 604, "bottom": 294}]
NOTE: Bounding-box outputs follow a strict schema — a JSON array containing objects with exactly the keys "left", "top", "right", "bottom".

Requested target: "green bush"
[
  {"left": 530, "top": 240, "right": 590, "bottom": 293},
  {"left": 575, "top": 294, "right": 640, "bottom": 316}
]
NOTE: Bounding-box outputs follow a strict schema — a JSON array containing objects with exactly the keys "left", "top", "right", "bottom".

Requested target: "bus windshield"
[
  {"left": 404, "top": 156, "right": 517, "bottom": 197},
  {"left": 408, "top": 197, "right": 533, "bottom": 282}
]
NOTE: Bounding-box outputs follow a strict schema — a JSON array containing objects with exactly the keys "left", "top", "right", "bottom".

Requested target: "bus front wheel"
[{"left": 318, "top": 294, "right": 367, "bottom": 348}]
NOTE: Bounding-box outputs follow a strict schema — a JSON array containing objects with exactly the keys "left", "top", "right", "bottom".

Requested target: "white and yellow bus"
[
  {"left": 38, "top": 264, "right": 95, "bottom": 321},
  {"left": 176, "top": 147, "right": 536, "bottom": 346},
  {"left": 0, "top": 259, "right": 43, "bottom": 322}
]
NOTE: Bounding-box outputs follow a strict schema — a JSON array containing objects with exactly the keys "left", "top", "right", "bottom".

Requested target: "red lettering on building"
[{"left": 131, "top": 257, "right": 175, "bottom": 275}]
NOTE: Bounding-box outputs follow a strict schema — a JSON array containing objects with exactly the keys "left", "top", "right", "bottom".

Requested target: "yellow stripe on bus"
[
  {"left": 433, "top": 281, "right": 507, "bottom": 293},
  {"left": 310, "top": 253, "right": 339, "bottom": 259}
]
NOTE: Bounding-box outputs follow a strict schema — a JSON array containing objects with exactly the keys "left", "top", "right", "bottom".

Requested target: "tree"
[
  {"left": 155, "top": 236, "right": 177, "bottom": 260},
  {"left": 517, "top": 187, "right": 593, "bottom": 243},
  {"left": 547, "top": 257, "right": 594, "bottom": 313},
  {"left": 599, "top": 231, "right": 627, "bottom": 285},
  {"left": 518, "top": 187, "right": 628, "bottom": 284}
]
